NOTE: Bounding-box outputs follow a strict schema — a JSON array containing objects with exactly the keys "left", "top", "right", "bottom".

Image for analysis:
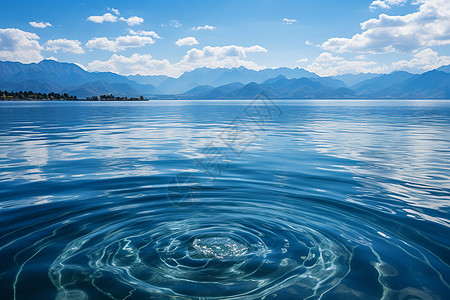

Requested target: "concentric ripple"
[{"left": 49, "top": 212, "right": 351, "bottom": 299}]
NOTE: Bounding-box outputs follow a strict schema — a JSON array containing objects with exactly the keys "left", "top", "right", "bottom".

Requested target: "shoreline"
[{"left": 1, "top": 98, "right": 450, "bottom": 102}]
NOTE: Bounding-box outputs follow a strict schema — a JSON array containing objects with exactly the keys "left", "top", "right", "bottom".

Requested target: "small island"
[{"left": 86, "top": 94, "right": 146, "bottom": 101}]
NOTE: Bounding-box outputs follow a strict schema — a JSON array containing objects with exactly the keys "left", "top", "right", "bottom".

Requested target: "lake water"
[{"left": 0, "top": 100, "right": 449, "bottom": 299}]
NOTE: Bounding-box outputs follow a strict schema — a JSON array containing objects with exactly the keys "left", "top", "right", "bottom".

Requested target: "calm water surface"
[{"left": 0, "top": 100, "right": 449, "bottom": 299}]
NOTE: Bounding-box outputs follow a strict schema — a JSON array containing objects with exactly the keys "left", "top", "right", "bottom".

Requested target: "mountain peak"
[{"left": 437, "top": 64, "right": 450, "bottom": 73}]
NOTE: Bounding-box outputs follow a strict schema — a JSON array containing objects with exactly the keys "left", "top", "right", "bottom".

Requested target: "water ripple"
[
  {"left": 48, "top": 209, "right": 352, "bottom": 299},
  {"left": 1, "top": 101, "right": 449, "bottom": 299}
]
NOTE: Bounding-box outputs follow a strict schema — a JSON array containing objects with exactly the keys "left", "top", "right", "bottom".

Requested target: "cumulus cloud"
[
  {"left": 108, "top": 7, "right": 120, "bottom": 15},
  {"left": 175, "top": 37, "right": 199, "bottom": 47},
  {"left": 86, "top": 35, "right": 155, "bottom": 52},
  {"left": 306, "top": 52, "right": 388, "bottom": 76},
  {"left": 283, "top": 18, "right": 298, "bottom": 24},
  {"left": 305, "top": 41, "right": 312, "bottom": 45},
  {"left": 192, "top": 25, "right": 216, "bottom": 30},
  {"left": 29, "top": 21, "right": 52, "bottom": 28},
  {"left": 322, "top": 0, "right": 450, "bottom": 53},
  {"left": 174, "top": 45, "right": 267, "bottom": 72},
  {"left": 0, "top": 28, "right": 43, "bottom": 63},
  {"left": 87, "top": 13, "right": 118, "bottom": 24},
  {"left": 119, "top": 16, "right": 144, "bottom": 26},
  {"left": 44, "top": 38, "right": 84, "bottom": 54},
  {"left": 87, "top": 45, "right": 268, "bottom": 77},
  {"left": 370, "top": 0, "right": 408, "bottom": 10},
  {"left": 87, "top": 12, "right": 143, "bottom": 26},
  {"left": 87, "top": 53, "right": 177, "bottom": 76},
  {"left": 128, "top": 29, "right": 162, "bottom": 39},
  {"left": 181, "top": 45, "right": 267, "bottom": 63},
  {"left": 392, "top": 48, "right": 450, "bottom": 71}
]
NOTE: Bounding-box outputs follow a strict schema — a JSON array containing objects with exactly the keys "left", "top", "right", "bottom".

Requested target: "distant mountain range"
[
  {"left": 1, "top": 60, "right": 450, "bottom": 99},
  {"left": 0, "top": 60, "right": 157, "bottom": 98},
  {"left": 179, "top": 70, "right": 450, "bottom": 99},
  {"left": 129, "top": 66, "right": 318, "bottom": 94}
]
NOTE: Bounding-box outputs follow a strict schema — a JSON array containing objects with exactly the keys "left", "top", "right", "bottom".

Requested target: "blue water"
[{"left": 0, "top": 100, "right": 449, "bottom": 299}]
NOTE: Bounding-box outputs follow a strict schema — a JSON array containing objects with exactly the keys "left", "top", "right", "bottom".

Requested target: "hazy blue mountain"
[
  {"left": 0, "top": 80, "right": 62, "bottom": 94},
  {"left": 194, "top": 82, "right": 245, "bottom": 99},
  {"left": 309, "top": 77, "right": 347, "bottom": 88},
  {"left": 1, "top": 60, "right": 88, "bottom": 86},
  {"left": 437, "top": 65, "right": 450, "bottom": 73},
  {"left": 375, "top": 70, "right": 450, "bottom": 99},
  {"left": 182, "top": 85, "right": 215, "bottom": 96},
  {"left": 1, "top": 60, "right": 128, "bottom": 86},
  {"left": 258, "top": 77, "right": 354, "bottom": 99},
  {"left": 2, "top": 60, "right": 449, "bottom": 99},
  {"left": 331, "top": 73, "right": 381, "bottom": 86},
  {"left": 127, "top": 74, "right": 170, "bottom": 86},
  {"left": 211, "top": 67, "right": 318, "bottom": 87},
  {"left": 189, "top": 76, "right": 354, "bottom": 99},
  {"left": 155, "top": 66, "right": 318, "bottom": 94},
  {"left": 157, "top": 68, "right": 226, "bottom": 94},
  {"left": 0, "top": 61, "right": 35, "bottom": 82},
  {"left": 0, "top": 60, "right": 158, "bottom": 97},
  {"left": 63, "top": 81, "right": 143, "bottom": 98},
  {"left": 352, "top": 71, "right": 415, "bottom": 95},
  {"left": 224, "top": 82, "right": 277, "bottom": 99}
]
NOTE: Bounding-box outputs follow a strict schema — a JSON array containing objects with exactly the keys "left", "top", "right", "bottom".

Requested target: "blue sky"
[{"left": 1, "top": 0, "right": 449, "bottom": 77}]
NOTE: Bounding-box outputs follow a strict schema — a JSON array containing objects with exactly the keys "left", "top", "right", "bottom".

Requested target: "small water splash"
[{"left": 191, "top": 237, "right": 248, "bottom": 259}]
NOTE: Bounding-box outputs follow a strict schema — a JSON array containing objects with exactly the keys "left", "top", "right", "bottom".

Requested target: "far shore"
[{"left": 2, "top": 98, "right": 450, "bottom": 102}]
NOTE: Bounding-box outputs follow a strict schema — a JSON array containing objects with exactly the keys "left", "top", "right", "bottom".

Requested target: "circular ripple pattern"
[{"left": 49, "top": 211, "right": 351, "bottom": 299}]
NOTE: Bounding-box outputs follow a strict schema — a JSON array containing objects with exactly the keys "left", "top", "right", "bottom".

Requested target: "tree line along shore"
[{"left": 1, "top": 90, "right": 147, "bottom": 101}]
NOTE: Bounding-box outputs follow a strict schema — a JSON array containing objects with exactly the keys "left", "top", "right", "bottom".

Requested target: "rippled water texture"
[{"left": 0, "top": 100, "right": 449, "bottom": 299}]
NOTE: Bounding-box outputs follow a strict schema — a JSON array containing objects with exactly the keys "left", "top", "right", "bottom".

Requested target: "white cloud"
[
  {"left": 46, "top": 56, "right": 57, "bottom": 61},
  {"left": 162, "top": 20, "right": 182, "bottom": 28},
  {"left": 129, "top": 29, "right": 161, "bottom": 39},
  {"left": 108, "top": 7, "right": 120, "bottom": 15},
  {"left": 119, "top": 16, "right": 144, "bottom": 26},
  {"left": 87, "top": 53, "right": 177, "bottom": 76},
  {"left": 305, "top": 41, "right": 312, "bottom": 45},
  {"left": 322, "top": 0, "right": 450, "bottom": 53},
  {"left": 45, "top": 38, "right": 84, "bottom": 54},
  {"left": 283, "top": 18, "right": 298, "bottom": 24},
  {"left": 0, "top": 28, "right": 43, "bottom": 63},
  {"left": 87, "top": 13, "right": 118, "bottom": 24},
  {"left": 181, "top": 45, "right": 267, "bottom": 62},
  {"left": 86, "top": 35, "right": 155, "bottom": 52},
  {"left": 392, "top": 48, "right": 450, "bottom": 71},
  {"left": 306, "top": 52, "right": 389, "bottom": 76},
  {"left": 192, "top": 25, "right": 216, "bottom": 30},
  {"left": 29, "top": 21, "right": 52, "bottom": 28},
  {"left": 171, "top": 20, "right": 182, "bottom": 27},
  {"left": 174, "top": 45, "right": 267, "bottom": 73},
  {"left": 87, "top": 45, "right": 268, "bottom": 77},
  {"left": 87, "top": 12, "right": 143, "bottom": 26},
  {"left": 175, "top": 37, "right": 199, "bottom": 47},
  {"left": 297, "top": 58, "right": 308, "bottom": 63},
  {"left": 370, "top": 0, "right": 408, "bottom": 10}
]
